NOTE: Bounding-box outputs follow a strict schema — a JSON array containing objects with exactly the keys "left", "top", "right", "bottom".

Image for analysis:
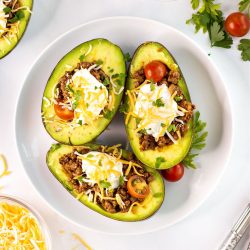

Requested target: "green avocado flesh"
[
  {"left": 46, "top": 143, "right": 165, "bottom": 221},
  {"left": 125, "top": 42, "right": 193, "bottom": 170},
  {"left": 0, "top": 0, "right": 32, "bottom": 59},
  {"left": 42, "top": 38, "right": 126, "bottom": 145}
]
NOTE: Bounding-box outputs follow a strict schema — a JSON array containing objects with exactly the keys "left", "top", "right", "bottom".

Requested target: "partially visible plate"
[{"left": 15, "top": 17, "right": 233, "bottom": 234}]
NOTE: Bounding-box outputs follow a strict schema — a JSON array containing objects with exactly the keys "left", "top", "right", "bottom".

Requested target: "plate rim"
[{"left": 14, "top": 16, "right": 234, "bottom": 235}]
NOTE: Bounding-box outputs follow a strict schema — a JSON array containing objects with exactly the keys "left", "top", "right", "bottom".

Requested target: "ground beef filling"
[
  {"left": 56, "top": 61, "right": 109, "bottom": 102},
  {"left": 59, "top": 149, "right": 154, "bottom": 213},
  {"left": 133, "top": 68, "right": 195, "bottom": 151}
]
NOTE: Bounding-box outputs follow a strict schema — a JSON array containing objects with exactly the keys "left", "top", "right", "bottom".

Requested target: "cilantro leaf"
[
  {"left": 72, "top": 90, "right": 82, "bottom": 110},
  {"left": 167, "top": 124, "right": 176, "bottom": 133},
  {"left": 152, "top": 98, "right": 164, "bottom": 107},
  {"left": 79, "top": 54, "right": 85, "bottom": 62},
  {"left": 3, "top": 7, "right": 11, "bottom": 14},
  {"left": 155, "top": 157, "right": 166, "bottom": 168},
  {"left": 99, "top": 180, "right": 111, "bottom": 189},
  {"left": 8, "top": 10, "right": 24, "bottom": 23},
  {"left": 238, "top": 39, "right": 250, "bottom": 61},
  {"left": 150, "top": 82, "right": 156, "bottom": 91},
  {"left": 182, "top": 111, "right": 208, "bottom": 169},
  {"left": 239, "top": 0, "right": 250, "bottom": 18},
  {"left": 119, "top": 176, "right": 125, "bottom": 186},
  {"left": 191, "top": 0, "right": 200, "bottom": 9}
]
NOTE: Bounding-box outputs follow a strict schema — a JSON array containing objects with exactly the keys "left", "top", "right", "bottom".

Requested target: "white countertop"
[{"left": 0, "top": 0, "right": 249, "bottom": 249}]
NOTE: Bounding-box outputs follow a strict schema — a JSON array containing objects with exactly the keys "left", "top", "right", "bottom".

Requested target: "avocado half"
[
  {"left": 42, "top": 38, "right": 126, "bottom": 145},
  {"left": 125, "top": 42, "right": 193, "bottom": 169},
  {"left": 46, "top": 143, "right": 165, "bottom": 221},
  {"left": 0, "top": 0, "right": 33, "bottom": 59}
]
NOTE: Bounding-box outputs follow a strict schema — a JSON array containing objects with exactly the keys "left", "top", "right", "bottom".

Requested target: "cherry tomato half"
[
  {"left": 127, "top": 175, "right": 150, "bottom": 199},
  {"left": 161, "top": 163, "right": 184, "bottom": 182},
  {"left": 144, "top": 61, "right": 167, "bottom": 83},
  {"left": 54, "top": 103, "right": 74, "bottom": 121},
  {"left": 225, "top": 12, "right": 250, "bottom": 37}
]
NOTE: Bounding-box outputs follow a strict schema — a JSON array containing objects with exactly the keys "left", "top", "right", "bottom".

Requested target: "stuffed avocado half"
[
  {"left": 42, "top": 38, "right": 126, "bottom": 145},
  {"left": 0, "top": 0, "right": 32, "bottom": 59},
  {"left": 124, "top": 42, "right": 195, "bottom": 170},
  {"left": 46, "top": 143, "right": 164, "bottom": 221}
]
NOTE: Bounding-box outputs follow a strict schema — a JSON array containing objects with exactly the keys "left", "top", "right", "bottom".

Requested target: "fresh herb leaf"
[
  {"left": 161, "top": 123, "right": 166, "bottom": 127},
  {"left": 187, "top": 0, "right": 233, "bottom": 49},
  {"left": 174, "top": 96, "right": 182, "bottom": 102},
  {"left": 111, "top": 73, "right": 119, "bottom": 79},
  {"left": 140, "top": 128, "right": 147, "bottom": 134},
  {"left": 109, "top": 68, "right": 114, "bottom": 73},
  {"left": 150, "top": 82, "right": 156, "bottom": 91},
  {"left": 3, "top": 7, "right": 11, "bottom": 14},
  {"left": 135, "top": 117, "right": 142, "bottom": 125},
  {"left": 72, "top": 90, "right": 82, "bottom": 110},
  {"left": 103, "top": 110, "right": 113, "bottom": 119},
  {"left": 239, "top": 0, "right": 250, "bottom": 18},
  {"left": 99, "top": 180, "right": 111, "bottom": 189},
  {"left": 167, "top": 124, "right": 176, "bottom": 132},
  {"left": 65, "top": 84, "right": 74, "bottom": 94},
  {"left": 155, "top": 157, "right": 166, "bottom": 168},
  {"left": 94, "top": 86, "right": 98, "bottom": 90},
  {"left": 87, "top": 154, "right": 93, "bottom": 158},
  {"left": 79, "top": 54, "right": 85, "bottom": 62},
  {"left": 124, "top": 52, "right": 132, "bottom": 63},
  {"left": 119, "top": 176, "right": 125, "bottom": 186},
  {"left": 8, "top": 10, "right": 25, "bottom": 23},
  {"left": 78, "top": 120, "right": 82, "bottom": 125},
  {"left": 152, "top": 98, "right": 164, "bottom": 107},
  {"left": 103, "top": 77, "right": 110, "bottom": 86},
  {"left": 153, "top": 192, "right": 162, "bottom": 198},
  {"left": 238, "top": 39, "right": 250, "bottom": 61},
  {"left": 182, "top": 111, "right": 208, "bottom": 169}
]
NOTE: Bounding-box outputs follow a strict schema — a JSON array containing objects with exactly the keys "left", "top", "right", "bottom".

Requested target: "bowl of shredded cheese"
[{"left": 0, "top": 195, "right": 51, "bottom": 249}]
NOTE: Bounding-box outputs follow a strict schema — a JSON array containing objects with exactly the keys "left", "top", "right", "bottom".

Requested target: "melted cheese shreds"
[
  {"left": 0, "top": 154, "right": 10, "bottom": 178},
  {"left": 0, "top": 202, "right": 46, "bottom": 249},
  {"left": 72, "top": 233, "right": 92, "bottom": 250}
]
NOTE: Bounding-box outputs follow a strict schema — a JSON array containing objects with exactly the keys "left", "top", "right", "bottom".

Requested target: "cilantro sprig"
[
  {"left": 239, "top": 0, "right": 250, "bottom": 18},
  {"left": 182, "top": 111, "right": 208, "bottom": 169},
  {"left": 187, "top": 0, "right": 233, "bottom": 48},
  {"left": 8, "top": 10, "right": 25, "bottom": 24}
]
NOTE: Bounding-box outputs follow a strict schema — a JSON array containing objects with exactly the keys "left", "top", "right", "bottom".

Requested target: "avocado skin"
[
  {"left": 0, "top": 0, "right": 33, "bottom": 59},
  {"left": 46, "top": 143, "right": 165, "bottom": 222},
  {"left": 125, "top": 41, "right": 193, "bottom": 170},
  {"left": 41, "top": 38, "right": 126, "bottom": 145}
]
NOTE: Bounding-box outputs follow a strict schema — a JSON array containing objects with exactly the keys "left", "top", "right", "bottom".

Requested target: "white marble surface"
[{"left": 0, "top": 0, "right": 249, "bottom": 249}]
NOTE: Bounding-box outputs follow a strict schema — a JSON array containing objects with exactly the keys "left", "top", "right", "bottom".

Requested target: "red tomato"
[
  {"left": 127, "top": 175, "right": 150, "bottom": 199},
  {"left": 144, "top": 61, "right": 167, "bottom": 82},
  {"left": 225, "top": 12, "right": 250, "bottom": 37},
  {"left": 54, "top": 103, "right": 74, "bottom": 121},
  {"left": 161, "top": 163, "right": 184, "bottom": 182}
]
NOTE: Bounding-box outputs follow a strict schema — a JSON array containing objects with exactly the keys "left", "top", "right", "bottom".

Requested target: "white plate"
[{"left": 15, "top": 17, "right": 233, "bottom": 235}]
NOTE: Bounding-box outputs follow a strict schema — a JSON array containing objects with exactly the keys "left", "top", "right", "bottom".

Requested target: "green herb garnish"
[
  {"left": 103, "top": 77, "right": 110, "bottom": 86},
  {"left": 152, "top": 98, "right": 164, "bottom": 107},
  {"left": 186, "top": 0, "right": 233, "bottom": 49},
  {"left": 238, "top": 39, "right": 250, "bottom": 62},
  {"left": 72, "top": 90, "right": 82, "bottom": 110},
  {"left": 239, "top": 0, "right": 250, "bottom": 18},
  {"left": 182, "top": 111, "right": 208, "bottom": 169},
  {"left": 119, "top": 176, "right": 125, "bottom": 186},
  {"left": 150, "top": 82, "right": 156, "bottom": 91},
  {"left": 161, "top": 123, "right": 166, "bottom": 127},
  {"left": 174, "top": 96, "right": 182, "bottom": 102},
  {"left": 167, "top": 124, "right": 176, "bottom": 133},
  {"left": 155, "top": 157, "right": 166, "bottom": 168},
  {"left": 78, "top": 120, "right": 82, "bottom": 125},
  {"left": 75, "top": 176, "right": 84, "bottom": 182},
  {"left": 99, "top": 180, "right": 111, "bottom": 189},
  {"left": 65, "top": 84, "right": 74, "bottom": 94},
  {"left": 87, "top": 154, "right": 93, "bottom": 158},
  {"left": 124, "top": 52, "right": 132, "bottom": 63},
  {"left": 96, "top": 59, "right": 103, "bottom": 65},
  {"left": 3, "top": 7, "right": 11, "bottom": 14},
  {"left": 8, "top": 10, "right": 25, "bottom": 23}
]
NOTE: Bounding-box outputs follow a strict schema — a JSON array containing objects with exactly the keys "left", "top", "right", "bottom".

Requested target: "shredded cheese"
[
  {"left": 0, "top": 154, "right": 10, "bottom": 178},
  {"left": 0, "top": 202, "right": 46, "bottom": 249},
  {"left": 72, "top": 233, "right": 92, "bottom": 250}
]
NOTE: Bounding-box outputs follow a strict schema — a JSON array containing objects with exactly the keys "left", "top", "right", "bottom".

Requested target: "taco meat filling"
[
  {"left": 59, "top": 147, "right": 154, "bottom": 213},
  {"left": 129, "top": 64, "right": 195, "bottom": 151}
]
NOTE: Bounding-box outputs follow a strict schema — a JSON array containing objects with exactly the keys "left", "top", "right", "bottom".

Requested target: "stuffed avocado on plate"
[
  {"left": 47, "top": 143, "right": 164, "bottom": 221},
  {"left": 0, "top": 0, "right": 32, "bottom": 58},
  {"left": 41, "top": 38, "right": 126, "bottom": 145},
  {"left": 124, "top": 42, "right": 195, "bottom": 170}
]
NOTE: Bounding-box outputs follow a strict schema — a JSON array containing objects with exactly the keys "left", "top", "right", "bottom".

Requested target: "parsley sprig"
[
  {"left": 182, "top": 111, "right": 208, "bottom": 169},
  {"left": 238, "top": 39, "right": 250, "bottom": 61},
  {"left": 187, "top": 0, "right": 233, "bottom": 48}
]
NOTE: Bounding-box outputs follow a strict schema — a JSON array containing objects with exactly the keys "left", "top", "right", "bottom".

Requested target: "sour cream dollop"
[
  {"left": 134, "top": 84, "right": 179, "bottom": 140},
  {"left": 78, "top": 151, "right": 123, "bottom": 189}
]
